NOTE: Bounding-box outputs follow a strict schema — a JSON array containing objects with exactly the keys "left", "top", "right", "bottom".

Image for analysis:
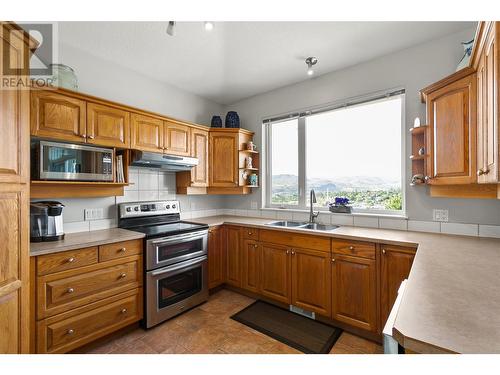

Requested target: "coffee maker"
[{"left": 30, "top": 201, "right": 65, "bottom": 242}]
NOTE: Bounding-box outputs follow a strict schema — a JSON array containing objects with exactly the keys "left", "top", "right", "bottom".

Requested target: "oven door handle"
[
  {"left": 149, "top": 230, "right": 208, "bottom": 246},
  {"left": 150, "top": 255, "right": 208, "bottom": 277}
]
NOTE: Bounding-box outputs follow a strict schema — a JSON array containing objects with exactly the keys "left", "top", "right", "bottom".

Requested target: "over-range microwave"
[{"left": 31, "top": 140, "right": 114, "bottom": 182}]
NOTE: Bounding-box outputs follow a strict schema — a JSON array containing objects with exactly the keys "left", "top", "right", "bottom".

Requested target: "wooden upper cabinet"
[
  {"left": 209, "top": 132, "right": 239, "bottom": 187},
  {"left": 423, "top": 72, "right": 477, "bottom": 184},
  {"left": 208, "top": 226, "right": 225, "bottom": 289},
  {"left": 0, "top": 25, "right": 29, "bottom": 184},
  {"left": 260, "top": 242, "right": 291, "bottom": 304},
  {"left": 380, "top": 245, "right": 415, "bottom": 328},
  {"left": 31, "top": 91, "right": 86, "bottom": 142},
  {"left": 225, "top": 226, "right": 241, "bottom": 287},
  {"left": 477, "top": 23, "right": 498, "bottom": 183},
  {"left": 190, "top": 129, "right": 209, "bottom": 186},
  {"left": 241, "top": 239, "right": 260, "bottom": 294},
  {"left": 130, "top": 113, "right": 163, "bottom": 152},
  {"left": 331, "top": 254, "right": 377, "bottom": 332},
  {"left": 86, "top": 103, "right": 130, "bottom": 148},
  {"left": 291, "top": 247, "right": 331, "bottom": 317},
  {"left": 164, "top": 121, "right": 190, "bottom": 156}
]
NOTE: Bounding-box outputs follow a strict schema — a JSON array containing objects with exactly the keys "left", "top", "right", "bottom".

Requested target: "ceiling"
[{"left": 58, "top": 22, "right": 475, "bottom": 105}]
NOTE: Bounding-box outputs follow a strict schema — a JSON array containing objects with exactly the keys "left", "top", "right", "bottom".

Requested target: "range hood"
[{"left": 130, "top": 151, "right": 198, "bottom": 171}]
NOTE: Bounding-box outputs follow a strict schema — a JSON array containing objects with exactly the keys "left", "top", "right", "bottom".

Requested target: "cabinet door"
[
  {"left": 426, "top": 73, "right": 477, "bottom": 184},
  {"left": 241, "top": 239, "right": 260, "bottom": 294},
  {"left": 130, "top": 114, "right": 163, "bottom": 152},
  {"left": 208, "top": 226, "right": 224, "bottom": 289},
  {"left": 225, "top": 226, "right": 241, "bottom": 287},
  {"left": 478, "top": 26, "right": 498, "bottom": 183},
  {"left": 0, "top": 186, "right": 29, "bottom": 353},
  {"left": 164, "top": 121, "right": 190, "bottom": 156},
  {"left": 291, "top": 247, "right": 331, "bottom": 317},
  {"left": 191, "top": 129, "right": 208, "bottom": 186},
  {"left": 332, "top": 254, "right": 376, "bottom": 332},
  {"left": 209, "top": 132, "right": 239, "bottom": 187},
  {"left": 86, "top": 103, "right": 130, "bottom": 148},
  {"left": 260, "top": 243, "right": 291, "bottom": 304},
  {"left": 380, "top": 245, "right": 415, "bottom": 327},
  {"left": 31, "top": 91, "right": 86, "bottom": 142},
  {"left": 0, "top": 25, "right": 29, "bottom": 184}
]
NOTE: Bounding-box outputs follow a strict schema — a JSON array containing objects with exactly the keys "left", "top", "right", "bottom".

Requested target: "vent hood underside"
[{"left": 130, "top": 151, "right": 198, "bottom": 171}]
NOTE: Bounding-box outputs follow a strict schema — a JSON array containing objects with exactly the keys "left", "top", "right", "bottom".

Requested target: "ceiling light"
[
  {"left": 166, "top": 21, "right": 176, "bottom": 36},
  {"left": 305, "top": 57, "right": 318, "bottom": 76},
  {"left": 204, "top": 22, "right": 214, "bottom": 31}
]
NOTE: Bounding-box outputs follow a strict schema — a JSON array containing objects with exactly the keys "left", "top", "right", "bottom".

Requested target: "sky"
[{"left": 271, "top": 95, "right": 403, "bottom": 181}]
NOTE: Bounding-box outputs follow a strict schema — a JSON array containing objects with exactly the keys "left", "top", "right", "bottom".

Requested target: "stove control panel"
[{"left": 119, "top": 200, "right": 180, "bottom": 219}]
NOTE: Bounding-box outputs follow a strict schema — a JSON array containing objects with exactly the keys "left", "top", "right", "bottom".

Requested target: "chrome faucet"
[{"left": 309, "top": 189, "right": 319, "bottom": 223}]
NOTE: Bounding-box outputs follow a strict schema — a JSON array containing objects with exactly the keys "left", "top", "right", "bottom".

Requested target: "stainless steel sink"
[
  {"left": 299, "top": 223, "right": 339, "bottom": 231},
  {"left": 265, "top": 220, "right": 308, "bottom": 227},
  {"left": 265, "top": 221, "right": 339, "bottom": 232}
]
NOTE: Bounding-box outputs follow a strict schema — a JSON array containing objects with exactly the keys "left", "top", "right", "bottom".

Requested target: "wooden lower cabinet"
[
  {"left": 260, "top": 243, "right": 291, "bottom": 304},
  {"left": 208, "top": 226, "right": 225, "bottom": 289},
  {"left": 31, "top": 239, "right": 143, "bottom": 353},
  {"left": 331, "top": 254, "right": 377, "bottom": 332},
  {"left": 241, "top": 239, "right": 260, "bottom": 293},
  {"left": 225, "top": 226, "right": 241, "bottom": 287},
  {"left": 380, "top": 245, "right": 416, "bottom": 327},
  {"left": 291, "top": 247, "right": 331, "bottom": 316}
]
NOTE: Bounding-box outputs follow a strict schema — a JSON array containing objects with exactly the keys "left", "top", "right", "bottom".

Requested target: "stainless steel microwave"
[{"left": 32, "top": 140, "right": 114, "bottom": 182}]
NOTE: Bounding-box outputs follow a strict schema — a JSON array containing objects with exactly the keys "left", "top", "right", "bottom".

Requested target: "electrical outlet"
[
  {"left": 84, "top": 208, "right": 94, "bottom": 221},
  {"left": 94, "top": 208, "right": 104, "bottom": 220},
  {"left": 85, "top": 208, "right": 104, "bottom": 221},
  {"left": 433, "top": 209, "right": 449, "bottom": 222},
  {"left": 251, "top": 201, "right": 258, "bottom": 210}
]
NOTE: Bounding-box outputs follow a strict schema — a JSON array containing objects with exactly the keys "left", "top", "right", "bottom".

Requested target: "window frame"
[{"left": 264, "top": 89, "right": 406, "bottom": 216}]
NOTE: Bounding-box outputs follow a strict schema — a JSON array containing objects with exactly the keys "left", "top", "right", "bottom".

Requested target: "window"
[{"left": 265, "top": 91, "right": 404, "bottom": 215}]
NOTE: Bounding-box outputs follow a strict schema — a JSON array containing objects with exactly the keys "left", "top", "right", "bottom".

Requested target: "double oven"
[{"left": 118, "top": 201, "right": 209, "bottom": 328}]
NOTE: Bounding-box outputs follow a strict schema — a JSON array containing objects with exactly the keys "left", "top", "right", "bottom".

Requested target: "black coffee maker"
[{"left": 30, "top": 201, "right": 65, "bottom": 242}]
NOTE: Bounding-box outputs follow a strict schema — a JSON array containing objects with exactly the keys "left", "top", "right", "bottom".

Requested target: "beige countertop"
[
  {"left": 30, "top": 228, "right": 145, "bottom": 257},
  {"left": 191, "top": 215, "right": 500, "bottom": 354}
]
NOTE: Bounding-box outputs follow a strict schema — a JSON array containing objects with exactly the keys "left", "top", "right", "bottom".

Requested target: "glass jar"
[{"left": 50, "top": 64, "right": 78, "bottom": 91}]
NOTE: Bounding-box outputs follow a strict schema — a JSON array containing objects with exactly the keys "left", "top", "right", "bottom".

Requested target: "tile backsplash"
[{"left": 32, "top": 167, "right": 224, "bottom": 233}]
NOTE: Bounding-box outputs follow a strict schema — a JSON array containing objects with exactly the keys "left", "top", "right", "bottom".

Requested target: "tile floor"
[{"left": 80, "top": 289, "right": 383, "bottom": 354}]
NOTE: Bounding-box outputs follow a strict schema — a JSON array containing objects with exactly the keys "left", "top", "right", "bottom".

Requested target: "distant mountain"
[{"left": 272, "top": 174, "right": 400, "bottom": 193}]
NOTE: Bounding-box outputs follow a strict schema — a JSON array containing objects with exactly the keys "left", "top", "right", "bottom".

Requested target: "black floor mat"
[{"left": 231, "top": 300, "right": 342, "bottom": 354}]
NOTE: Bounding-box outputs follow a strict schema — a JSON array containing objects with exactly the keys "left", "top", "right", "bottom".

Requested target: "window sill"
[{"left": 261, "top": 207, "right": 408, "bottom": 220}]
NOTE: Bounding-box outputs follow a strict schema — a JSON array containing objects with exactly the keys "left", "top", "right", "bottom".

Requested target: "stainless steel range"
[{"left": 118, "top": 200, "right": 209, "bottom": 328}]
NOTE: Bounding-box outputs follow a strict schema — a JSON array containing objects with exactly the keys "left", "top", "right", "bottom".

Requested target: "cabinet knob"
[
  {"left": 349, "top": 246, "right": 354, "bottom": 251},
  {"left": 67, "top": 257, "right": 75, "bottom": 263},
  {"left": 67, "top": 329, "right": 75, "bottom": 335},
  {"left": 331, "top": 258, "right": 335, "bottom": 262},
  {"left": 88, "top": 135, "right": 95, "bottom": 139},
  {"left": 119, "top": 247, "right": 126, "bottom": 253},
  {"left": 253, "top": 244, "right": 258, "bottom": 248},
  {"left": 248, "top": 232, "right": 253, "bottom": 235},
  {"left": 208, "top": 229, "right": 213, "bottom": 233},
  {"left": 67, "top": 287, "right": 74, "bottom": 294},
  {"left": 382, "top": 249, "right": 386, "bottom": 254},
  {"left": 81, "top": 134, "right": 87, "bottom": 139},
  {"left": 286, "top": 250, "right": 290, "bottom": 255},
  {"left": 119, "top": 273, "right": 127, "bottom": 279},
  {"left": 121, "top": 308, "right": 128, "bottom": 314},
  {"left": 424, "top": 176, "right": 431, "bottom": 182}
]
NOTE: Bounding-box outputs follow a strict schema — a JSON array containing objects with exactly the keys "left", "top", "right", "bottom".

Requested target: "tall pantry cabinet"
[{"left": 0, "top": 22, "right": 34, "bottom": 353}]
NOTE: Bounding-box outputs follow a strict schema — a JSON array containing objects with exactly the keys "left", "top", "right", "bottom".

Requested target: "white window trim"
[{"left": 263, "top": 88, "right": 407, "bottom": 217}]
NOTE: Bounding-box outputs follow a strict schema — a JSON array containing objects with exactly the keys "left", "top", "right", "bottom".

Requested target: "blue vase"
[
  {"left": 225, "top": 111, "right": 240, "bottom": 128},
  {"left": 211, "top": 115, "right": 222, "bottom": 128}
]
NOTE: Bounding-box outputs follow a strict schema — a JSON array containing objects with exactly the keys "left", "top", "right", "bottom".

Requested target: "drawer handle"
[
  {"left": 67, "top": 287, "right": 74, "bottom": 294},
  {"left": 248, "top": 232, "right": 253, "bottom": 235},
  {"left": 67, "top": 257, "right": 75, "bottom": 263},
  {"left": 67, "top": 329, "right": 75, "bottom": 335},
  {"left": 119, "top": 247, "right": 127, "bottom": 253},
  {"left": 291, "top": 250, "right": 295, "bottom": 255},
  {"left": 119, "top": 273, "right": 127, "bottom": 279},
  {"left": 121, "top": 308, "right": 128, "bottom": 314},
  {"left": 349, "top": 246, "right": 355, "bottom": 251}
]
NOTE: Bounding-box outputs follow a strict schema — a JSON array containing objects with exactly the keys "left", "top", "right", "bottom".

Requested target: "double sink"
[{"left": 266, "top": 220, "right": 339, "bottom": 232}]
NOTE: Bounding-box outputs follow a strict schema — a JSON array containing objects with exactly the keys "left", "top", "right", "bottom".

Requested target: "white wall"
[
  {"left": 224, "top": 27, "right": 500, "bottom": 226},
  {"left": 33, "top": 43, "right": 227, "bottom": 232}
]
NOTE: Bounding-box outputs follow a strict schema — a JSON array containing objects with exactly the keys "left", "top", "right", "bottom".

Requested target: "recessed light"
[
  {"left": 305, "top": 57, "right": 318, "bottom": 76},
  {"left": 204, "top": 22, "right": 214, "bottom": 31}
]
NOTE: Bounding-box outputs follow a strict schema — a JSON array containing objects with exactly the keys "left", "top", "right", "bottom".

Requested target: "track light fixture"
[{"left": 305, "top": 57, "right": 318, "bottom": 76}]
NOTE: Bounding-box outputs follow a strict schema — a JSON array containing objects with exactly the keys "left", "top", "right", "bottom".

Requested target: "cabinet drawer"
[
  {"left": 37, "top": 289, "right": 142, "bottom": 353},
  {"left": 332, "top": 240, "right": 376, "bottom": 259},
  {"left": 37, "top": 247, "right": 98, "bottom": 276},
  {"left": 99, "top": 239, "right": 142, "bottom": 262},
  {"left": 241, "top": 227, "right": 259, "bottom": 240},
  {"left": 37, "top": 256, "right": 142, "bottom": 319}
]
